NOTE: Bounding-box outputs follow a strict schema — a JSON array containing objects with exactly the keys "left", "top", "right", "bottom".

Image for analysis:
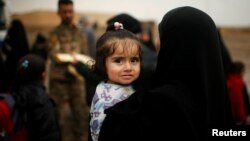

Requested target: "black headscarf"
[
  {"left": 217, "top": 28, "right": 233, "bottom": 78},
  {"left": 155, "top": 6, "right": 233, "bottom": 139},
  {"left": 4, "top": 19, "right": 29, "bottom": 61}
]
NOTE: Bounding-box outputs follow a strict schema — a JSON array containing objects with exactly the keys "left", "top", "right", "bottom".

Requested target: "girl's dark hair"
[
  {"left": 95, "top": 22, "right": 142, "bottom": 79},
  {"left": 15, "top": 54, "right": 46, "bottom": 85}
]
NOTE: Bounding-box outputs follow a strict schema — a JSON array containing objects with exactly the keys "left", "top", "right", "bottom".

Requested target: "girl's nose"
[{"left": 124, "top": 61, "right": 132, "bottom": 71}]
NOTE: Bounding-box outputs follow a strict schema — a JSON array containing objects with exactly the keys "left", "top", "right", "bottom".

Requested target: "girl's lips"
[{"left": 121, "top": 74, "right": 133, "bottom": 79}]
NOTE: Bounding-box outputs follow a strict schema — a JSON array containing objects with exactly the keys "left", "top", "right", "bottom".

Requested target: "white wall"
[{"left": 8, "top": 0, "right": 250, "bottom": 27}]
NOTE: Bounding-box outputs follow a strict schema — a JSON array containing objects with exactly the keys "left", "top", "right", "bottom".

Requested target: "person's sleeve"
[{"left": 74, "top": 62, "right": 102, "bottom": 82}]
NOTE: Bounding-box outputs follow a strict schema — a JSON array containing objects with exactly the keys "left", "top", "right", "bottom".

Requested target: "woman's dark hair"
[{"left": 94, "top": 22, "right": 142, "bottom": 79}]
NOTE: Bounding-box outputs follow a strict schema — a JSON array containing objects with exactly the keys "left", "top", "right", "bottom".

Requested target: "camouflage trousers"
[{"left": 49, "top": 80, "right": 90, "bottom": 141}]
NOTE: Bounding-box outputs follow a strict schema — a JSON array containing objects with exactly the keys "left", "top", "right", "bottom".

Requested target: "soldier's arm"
[{"left": 47, "top": 32, "right": 68, "bottom": 64}]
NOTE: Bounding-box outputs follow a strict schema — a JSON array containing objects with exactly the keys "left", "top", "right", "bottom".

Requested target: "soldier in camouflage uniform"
[{"left": 47, "top": 0, "right": 89, "bottom": 141}]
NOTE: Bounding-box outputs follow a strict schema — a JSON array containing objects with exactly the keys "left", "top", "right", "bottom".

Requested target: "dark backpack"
[{"left": 0, "top": 93, "right": 27, "bottom": 141}]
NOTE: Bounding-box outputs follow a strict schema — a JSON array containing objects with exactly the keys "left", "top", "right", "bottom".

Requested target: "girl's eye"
[
  {"left": 131, "top": 57, "right": 140, "bottom": 64},
  {"left": 114, "top": 59, "right": 122, "bottom": 64}
]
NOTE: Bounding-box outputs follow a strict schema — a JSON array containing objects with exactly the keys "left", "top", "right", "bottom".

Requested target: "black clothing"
[
  {"left": 74, "top": 62, "right": 102, "bottom": 106},
  {"left": 99, "top": 85, "right": 197, "bottom": 141},
  {"left": 2, "top": 20, "right": 30, "bottom": 90},
  {"left": 243, "top": 84, "right": 250, "bottom": 116},
  {"left": 217, "top": 28, "right": 233, "bottom": 78},
  {"left": 0, "top": 54, "right": 7, "bottom": 92},
  {"left": 139, "top": 43, "right": 157, "bottom": 86},
  {"left": 155, "top": 6, "right": 233, "bottom": 139},
  {"left": 13, "top": 82, "right": 61, "bottom": 141},
  {"left": 31, "top": 33, "right": 48, "bottom": 60}
]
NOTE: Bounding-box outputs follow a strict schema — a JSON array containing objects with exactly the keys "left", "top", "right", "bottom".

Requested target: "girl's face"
[{"left": 105, "top": 44, "right": 140, "bottom": 85}]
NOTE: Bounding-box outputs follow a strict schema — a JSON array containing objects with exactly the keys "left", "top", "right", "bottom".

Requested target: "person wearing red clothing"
[{"left": 227, "top": 61, "right": 248, "bottom": 125}]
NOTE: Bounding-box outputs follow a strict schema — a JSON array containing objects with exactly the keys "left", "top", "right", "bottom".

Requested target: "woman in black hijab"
[
  {"left": 2, "top": 19, "right": 30, "bottom": 90},
  {"left": 147, "top": 6, "right": 233, "bottom": 140},
  {"left": 93, "top": 6, "right": 233, "bottom": 141}
]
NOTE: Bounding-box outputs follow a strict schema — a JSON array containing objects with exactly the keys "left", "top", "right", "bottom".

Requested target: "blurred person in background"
[
  {"left": 78, "top": 16, "right": 97, "bottom": 59},
  {"left": 11, "top": 54, "right": 61, "bottom": 141},
  {"left": 2, "top": 19, "right": 30, "bottom": 92},
  {"left": 46, "top": 0, "right": 89, "bottom": 141},
  {"left": 227, "top": 61, "right": 250, "bottom": 125},
  {"left": 140, "top": 27, "right": 157, "bottom": 52},
  {"left": 31, "top": 33, "right": 48, "bottom": 60}
]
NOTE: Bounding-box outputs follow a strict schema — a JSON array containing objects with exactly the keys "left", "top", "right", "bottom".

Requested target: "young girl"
[
  {"left": 89, "top": 22, "right": 142, "bottom": 141},
  {"left": 11, "top": 54, "right": 61, "bottom": 141}
]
